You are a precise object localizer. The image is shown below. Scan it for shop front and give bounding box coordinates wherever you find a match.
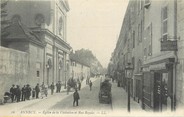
[142,58,175,112]
[134,74,142,103]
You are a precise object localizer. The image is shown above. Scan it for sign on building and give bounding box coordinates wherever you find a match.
[161,40,177,51]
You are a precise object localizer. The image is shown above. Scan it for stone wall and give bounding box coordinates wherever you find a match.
[0,47,29,101]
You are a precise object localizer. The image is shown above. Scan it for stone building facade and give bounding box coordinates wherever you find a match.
[176,0,184,109]
[69,54,90,81]
[109,0,183,112]
[1,0,72,88]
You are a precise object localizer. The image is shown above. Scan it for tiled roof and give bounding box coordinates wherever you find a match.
[2,21,44,46]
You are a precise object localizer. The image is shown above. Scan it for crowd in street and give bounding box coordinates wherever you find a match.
[4,81,63,103]
[3,78,94,105]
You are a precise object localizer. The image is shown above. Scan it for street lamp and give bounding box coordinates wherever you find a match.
[125,62,133,112]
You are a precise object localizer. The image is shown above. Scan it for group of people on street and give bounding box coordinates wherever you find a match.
[5,81,64,103]
[5,78,94,107]
[8,84,33,103]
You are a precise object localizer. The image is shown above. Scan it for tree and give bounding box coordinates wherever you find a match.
[70,48,104,75]
[0,0,9,46]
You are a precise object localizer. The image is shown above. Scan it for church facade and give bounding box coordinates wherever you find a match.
[2,0,72,87]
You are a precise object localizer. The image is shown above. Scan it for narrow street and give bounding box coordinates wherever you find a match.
[0,77,143,116]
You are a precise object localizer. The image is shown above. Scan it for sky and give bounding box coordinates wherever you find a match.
[67,0,129,68]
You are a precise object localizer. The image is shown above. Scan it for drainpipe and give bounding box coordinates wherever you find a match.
[173,0,177,111]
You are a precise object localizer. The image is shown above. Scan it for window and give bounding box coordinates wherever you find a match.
[146,23,152,56]
[37,71,40,77]
[140,0,143,10]
[132,57,135,69]
[133,31,135,48]
[138,24,140,45]
[162,6,168,41]
[59,17,63,36]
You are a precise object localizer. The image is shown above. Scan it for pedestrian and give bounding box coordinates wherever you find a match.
[89,80,92,91]
[56,82,59,93]
[50,82,55,95]
[25,84,31,100]
[10,84,16,102]
[35,83,40,99]
[78,81,81,91]
[44,86,48,97]
[67,85,70,95]
[16,85,21,102]
[32,88,36,99]
[41,83,45,98]
[21,85,26,101]
[73,89,80,106]
[58,81,62,93]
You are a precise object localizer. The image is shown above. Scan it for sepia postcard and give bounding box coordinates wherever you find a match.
[0,0,184,117]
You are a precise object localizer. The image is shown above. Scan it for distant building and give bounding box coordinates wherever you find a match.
[69,53,90,81]
[1,0,72,87]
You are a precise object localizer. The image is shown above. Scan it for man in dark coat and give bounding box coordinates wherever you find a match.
[35,83,40,99]
[73,89,80,106]
[10,84,16,102]
[26,84,31,100]
[50,82,55,95]
[16,85,21,102]
[56,82,59,93]
[21,85,26,101]
[58,81,62,93]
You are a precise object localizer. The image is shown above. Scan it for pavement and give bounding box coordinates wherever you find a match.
[111,81,144,114]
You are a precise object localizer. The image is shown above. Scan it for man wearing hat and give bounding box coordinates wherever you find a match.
[73,89,80,106]
[10,84,16,102]
[25,84,31,100]
[35,83,40,99]
[16,85,21,102]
